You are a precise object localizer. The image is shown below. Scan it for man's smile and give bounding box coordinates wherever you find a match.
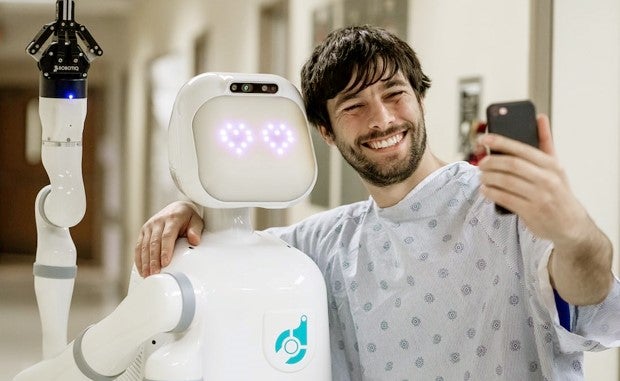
[362,131,407,151]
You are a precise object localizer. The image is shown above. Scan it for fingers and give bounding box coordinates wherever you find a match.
[477,114,568,219]
[157,213,204,269]
[536,114,555,156]
[148,222,164,275]
[135,226,153,277]
[135,221,161,277]
[134,201,204,277]
[134,232,144,276]
[479,153,552,209]
[479,113,556,164]
[186,214,204,247]
[478,133,550,168]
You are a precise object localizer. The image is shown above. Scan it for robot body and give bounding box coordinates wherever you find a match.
[141,229,331,380]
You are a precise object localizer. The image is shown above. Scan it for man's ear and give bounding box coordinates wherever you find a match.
[318,125,335,145]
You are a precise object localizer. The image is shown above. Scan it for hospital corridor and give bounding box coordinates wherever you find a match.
[0,0,618,380]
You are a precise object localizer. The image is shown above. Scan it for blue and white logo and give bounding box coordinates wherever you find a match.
[264,311,314,372]
[274,315,308,364]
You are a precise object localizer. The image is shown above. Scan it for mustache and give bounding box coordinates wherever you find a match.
[355,122,415,146]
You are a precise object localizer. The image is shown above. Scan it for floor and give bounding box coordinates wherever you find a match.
[0,263,123,380]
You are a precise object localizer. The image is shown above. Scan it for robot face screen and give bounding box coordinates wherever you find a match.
[192,95,316,203]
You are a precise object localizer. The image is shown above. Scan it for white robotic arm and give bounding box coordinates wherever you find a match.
[39,97,87,228]
[14,272,197,381]
[25,0,103,359]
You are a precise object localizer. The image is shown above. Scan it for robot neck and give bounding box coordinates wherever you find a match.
[204,208,253,235]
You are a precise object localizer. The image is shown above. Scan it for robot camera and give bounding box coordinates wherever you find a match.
[230,82,279,94]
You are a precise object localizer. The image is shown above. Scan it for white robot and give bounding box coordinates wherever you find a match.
[17,70,332,380]
[16,2,331,379]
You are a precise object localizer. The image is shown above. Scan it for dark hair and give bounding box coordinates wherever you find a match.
[301,25,431,135]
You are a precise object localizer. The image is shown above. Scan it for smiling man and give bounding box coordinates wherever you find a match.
[136,25,619,380]
[318,70,438,206]
[325,73,430,182]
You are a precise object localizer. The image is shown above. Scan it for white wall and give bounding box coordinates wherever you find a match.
[287,0,330,86]
[410,0,531,162]
[552,1,620,379]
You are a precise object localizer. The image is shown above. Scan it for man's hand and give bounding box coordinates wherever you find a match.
[478,115,613,305]
[135,201,204,277]
[477,115,583,241]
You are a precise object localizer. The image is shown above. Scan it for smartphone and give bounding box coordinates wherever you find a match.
[485,100,539,214]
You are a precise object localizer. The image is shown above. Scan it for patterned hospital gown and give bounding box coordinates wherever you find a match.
[269,161,620,380]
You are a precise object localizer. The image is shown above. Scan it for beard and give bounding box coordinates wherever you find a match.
[333,117,427,187]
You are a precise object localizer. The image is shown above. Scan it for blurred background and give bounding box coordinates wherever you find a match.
[0,0,618,379]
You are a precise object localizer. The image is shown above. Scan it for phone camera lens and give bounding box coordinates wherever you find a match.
[230,84,238,92]
[241,83,253,93]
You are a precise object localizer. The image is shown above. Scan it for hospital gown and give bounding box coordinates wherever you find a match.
[269,161,620,380]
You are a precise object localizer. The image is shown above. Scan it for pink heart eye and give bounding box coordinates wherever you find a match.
[262,123,295,156]
[219,123,254,156]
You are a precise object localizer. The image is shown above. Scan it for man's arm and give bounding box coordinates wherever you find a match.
[135,201,204,277]
[548,216,613,305]
[478,115,613,305]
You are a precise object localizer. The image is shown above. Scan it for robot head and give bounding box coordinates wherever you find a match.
[168,73,317,208]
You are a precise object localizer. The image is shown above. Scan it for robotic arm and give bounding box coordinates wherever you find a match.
[13,272,199,381]
[26,0,102,359]
[28,0,102,226]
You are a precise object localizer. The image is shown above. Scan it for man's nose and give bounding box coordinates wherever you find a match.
[368,100,396,130]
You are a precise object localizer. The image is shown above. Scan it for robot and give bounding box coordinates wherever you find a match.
[15,3,331,378]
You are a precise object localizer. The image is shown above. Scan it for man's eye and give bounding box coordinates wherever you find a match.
[343,104,362,112]
[386,91,405,99]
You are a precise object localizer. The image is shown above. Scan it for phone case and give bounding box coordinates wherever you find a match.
[486,100,538,149]
[485,100,538,214]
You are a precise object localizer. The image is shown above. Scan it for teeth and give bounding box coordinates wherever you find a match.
[368,133,403,149]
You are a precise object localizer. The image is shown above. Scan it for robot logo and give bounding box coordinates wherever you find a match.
[274,315,308,365]
[53,64,80,72]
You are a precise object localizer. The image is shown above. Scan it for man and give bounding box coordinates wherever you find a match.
[136,26,618,380]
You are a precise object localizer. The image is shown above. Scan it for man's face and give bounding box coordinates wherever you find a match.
[323,71,427,187]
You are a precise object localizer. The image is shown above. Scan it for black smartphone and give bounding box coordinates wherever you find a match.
[485,100,539,214]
